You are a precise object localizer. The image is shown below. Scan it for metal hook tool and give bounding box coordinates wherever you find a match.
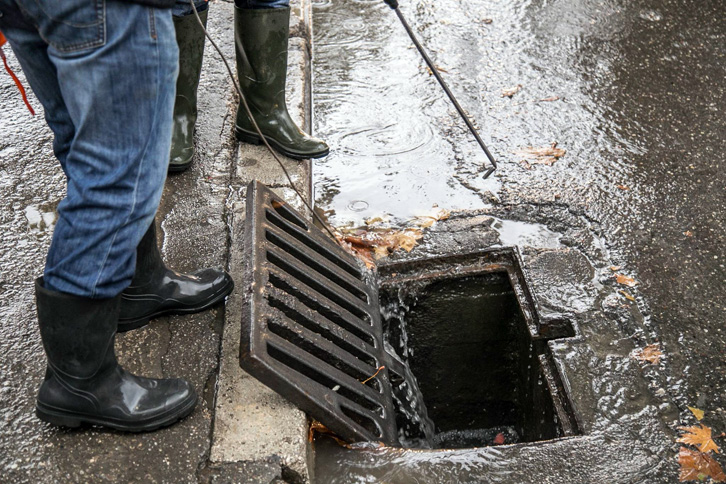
[384,0,497,178]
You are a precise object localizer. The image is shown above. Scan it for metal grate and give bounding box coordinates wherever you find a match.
[240,181,399,444]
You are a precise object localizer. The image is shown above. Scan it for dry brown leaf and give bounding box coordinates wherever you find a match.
[337,228,424,267]
[425,65,449,76]
[688,407,705,421]
[516,142,566,167]
[619,290,636,302]
[610,265,622,271]
[416,218,436,229]
[616,184,630,191]
[308,420,352,448]
[615,274,638,287]
[684,231,694,237]
[502,84,523,98]
[678,424,721,454]
[678,447,725,482]
[413,209,451,228]
[632,344,664,364]
[382,229,423,253]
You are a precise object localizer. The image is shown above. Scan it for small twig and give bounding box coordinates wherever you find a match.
[361,366,385,385]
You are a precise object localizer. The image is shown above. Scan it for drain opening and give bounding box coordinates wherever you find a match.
[379,257,580,449]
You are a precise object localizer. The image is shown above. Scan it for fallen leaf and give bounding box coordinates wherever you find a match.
[308,420,351,448]
[632,344,664,364]
[615,274,638,287]
[610,265,622,271]
[426,65,449,76]
[678,424,721,454]
[538,96,560,102]
[515,142,566,167]
[493,433,505,445]
[382,229,423,253]
[617,185,630,191]
[413,208,451,228]
[502,84,523,98]
[365,216,390,226]
[678,447,725,482]
[415,218,436,228]
[684,231,693,237]
[336,228,424,267]
[619,290,636,302]
[688,407,705,421]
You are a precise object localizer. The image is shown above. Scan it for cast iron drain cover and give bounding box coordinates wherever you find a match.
[240,181,399,444]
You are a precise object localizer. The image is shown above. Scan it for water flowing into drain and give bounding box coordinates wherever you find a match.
[381,289,436,448]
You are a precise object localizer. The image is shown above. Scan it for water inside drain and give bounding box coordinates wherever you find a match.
[379,251,580,449]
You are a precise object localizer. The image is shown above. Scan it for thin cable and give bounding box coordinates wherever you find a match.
[386,2,497,179]
[190,0,339,241]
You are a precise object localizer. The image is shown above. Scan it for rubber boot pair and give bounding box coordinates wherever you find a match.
[35,221,234,431]
[168,6,328,172]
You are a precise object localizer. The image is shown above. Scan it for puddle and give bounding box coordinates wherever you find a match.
[491,218,563,248]
[23,203,57,232]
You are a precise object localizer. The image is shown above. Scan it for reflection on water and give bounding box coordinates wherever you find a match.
[312,0,500,226]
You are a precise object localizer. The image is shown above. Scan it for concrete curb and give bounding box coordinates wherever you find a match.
[208,0,315,482]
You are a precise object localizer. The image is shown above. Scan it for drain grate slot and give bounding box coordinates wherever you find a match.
[267,249,371,321]
[267,292,378,367]
[265,208,362,279]
[241,181,399,444]
[265,341,383,414]
[266,317,382,392]
[267,271,375,343]
[265,227,369,302]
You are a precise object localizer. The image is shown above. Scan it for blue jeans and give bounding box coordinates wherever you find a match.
[0,0,178,298]
[173,0,289,17]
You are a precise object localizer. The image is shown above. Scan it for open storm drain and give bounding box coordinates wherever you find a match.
[240,181,581,448]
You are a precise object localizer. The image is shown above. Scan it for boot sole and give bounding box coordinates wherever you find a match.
[235,127,330,160]
[36,391,197,433]
[168,160,193,173]
[117,279,234,333]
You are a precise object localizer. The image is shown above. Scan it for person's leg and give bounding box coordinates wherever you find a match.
[39,1,177,299]
[0,0,197,431]
[168,0,208,172]
[233,0,329,159]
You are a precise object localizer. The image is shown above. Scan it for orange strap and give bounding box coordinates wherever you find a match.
[0,30,36,116]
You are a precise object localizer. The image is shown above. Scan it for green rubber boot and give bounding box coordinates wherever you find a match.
[234,6,329,160]
[169,10,208,173]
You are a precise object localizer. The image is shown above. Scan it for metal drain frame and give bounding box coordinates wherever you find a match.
[240,181,400,445]
[376,247,583,438]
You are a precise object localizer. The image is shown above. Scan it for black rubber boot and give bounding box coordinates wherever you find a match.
[234,6,329,160]
[169,9,208,173]
[118,220,234,332]
[34,278,197,432]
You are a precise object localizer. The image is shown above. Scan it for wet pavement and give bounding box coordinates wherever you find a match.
[0,0,723,482]
[0,1,311,482]
[311,0,724,481]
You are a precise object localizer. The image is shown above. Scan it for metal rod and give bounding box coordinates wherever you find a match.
[385,1,497,178]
